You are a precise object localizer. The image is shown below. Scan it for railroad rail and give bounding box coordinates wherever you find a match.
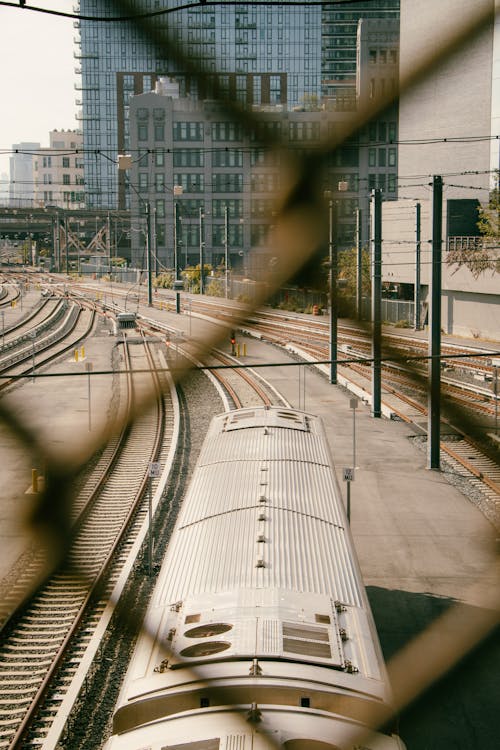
[0,334,174,749]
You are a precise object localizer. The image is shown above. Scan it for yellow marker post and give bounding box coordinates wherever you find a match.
[80,346,85,359]
[243,343,247,357]
[74,349,79,362]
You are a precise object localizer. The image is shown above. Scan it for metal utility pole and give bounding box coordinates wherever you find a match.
[224,204,229,299]
[174,201,181,314]
[415,202,421,330]
[64,214,69,274]
[106,211,111,274]
[145,201,153,306]
[355,207,362,320]
[371,189,382,418]
[328,197,338,384]
[199,207,205,295]
[428,176,443,470]
[151,206,157,278]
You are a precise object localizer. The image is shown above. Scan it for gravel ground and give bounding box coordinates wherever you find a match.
[56,362,224,749]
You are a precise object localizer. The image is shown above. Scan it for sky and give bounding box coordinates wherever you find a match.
[0,1,77,178]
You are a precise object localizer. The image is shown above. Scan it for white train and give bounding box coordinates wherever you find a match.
[105,406,405,750]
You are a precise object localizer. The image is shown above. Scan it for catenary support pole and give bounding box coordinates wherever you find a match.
[415,202,421,330]
[174,201,181,314]
[199,207,205,295]
[356,207,362,320]
[428,176,443,469]
[146,202,153,307]
[371,189,382,418]
[329,198,338,384]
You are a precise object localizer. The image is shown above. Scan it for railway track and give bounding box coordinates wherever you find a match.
[0,334,177,749]
[0,301,95,393]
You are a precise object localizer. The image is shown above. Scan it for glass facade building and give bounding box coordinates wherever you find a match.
[78,1,323,208]
[78,1,399,209]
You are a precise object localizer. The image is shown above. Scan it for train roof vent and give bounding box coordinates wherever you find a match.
[282,622,331,660]
[161,740,220,750]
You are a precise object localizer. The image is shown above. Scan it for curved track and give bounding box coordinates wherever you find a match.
[0,335,174,749]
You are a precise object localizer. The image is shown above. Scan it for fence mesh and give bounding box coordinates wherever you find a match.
[1,2,499,749]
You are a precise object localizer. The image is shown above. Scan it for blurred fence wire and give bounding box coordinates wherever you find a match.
[0,1,499,749]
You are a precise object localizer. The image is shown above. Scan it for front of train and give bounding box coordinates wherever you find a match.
[105,407,406,750]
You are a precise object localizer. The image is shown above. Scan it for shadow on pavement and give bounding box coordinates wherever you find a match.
[367,586,500,750]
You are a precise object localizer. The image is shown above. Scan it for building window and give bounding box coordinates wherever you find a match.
[369,49,377,64]
[63,174,71,185]
[388,174,396,192]
[388,148,397,167]
[173,149,204,167]
[378,148,386,167]
[250,172,280,192]
[173,122,204,141]
[212,199,242,218]
[155,173,164,192]
[212,149,243,168]
[157,222,165,246]
[212,173,243,192]
[212,122,244,141]
[155,151,165,167]
[155,199,165,218]
[62,157,70,168]
[138,124,148,141]
[154,124,165,141]
[138,172,148,190]
[368,148,376,167]
[288,122,320,142]
[174,173,204,192]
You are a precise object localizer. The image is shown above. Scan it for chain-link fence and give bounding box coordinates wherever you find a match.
[1,2,499,749]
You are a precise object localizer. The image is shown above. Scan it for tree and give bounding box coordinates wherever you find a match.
[337,246,371,297]
[447,173,500,278]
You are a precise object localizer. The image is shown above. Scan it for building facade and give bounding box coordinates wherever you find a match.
[381,0,500,341]
[78,0,323,209]
[33,130,85,209]
[77,0,399,209]
[9,143,40,208]
[322,0,399,102]
[128,79,399,272]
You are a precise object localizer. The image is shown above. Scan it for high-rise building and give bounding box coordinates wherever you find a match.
[77,1,399,209]
[9,143,40,207]
[321,0,399,102]
[78,1,322,209]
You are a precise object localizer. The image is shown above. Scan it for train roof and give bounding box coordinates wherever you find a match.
[155,406,363,609]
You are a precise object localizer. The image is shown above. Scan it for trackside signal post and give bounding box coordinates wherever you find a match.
[148,461,161,576]
[343,467,354,523]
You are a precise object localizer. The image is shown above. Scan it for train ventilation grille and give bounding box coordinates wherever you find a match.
[282,622,331,659]
[161,739,220,750]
